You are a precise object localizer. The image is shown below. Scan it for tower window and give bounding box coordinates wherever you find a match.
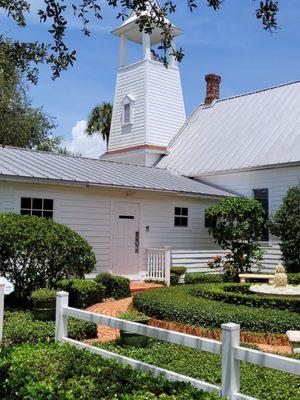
[123,103,131,125]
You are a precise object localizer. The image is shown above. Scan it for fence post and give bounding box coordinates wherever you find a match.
[55,291,69,342]
[221,322,240,399]
[0,284,4,343]
[164,246,172,286]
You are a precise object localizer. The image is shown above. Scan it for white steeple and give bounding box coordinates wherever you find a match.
[101,1,186,166]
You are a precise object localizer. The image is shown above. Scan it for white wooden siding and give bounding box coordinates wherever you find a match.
[0,181,217,274]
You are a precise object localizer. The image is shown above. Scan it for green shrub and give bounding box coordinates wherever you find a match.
[288,273,300,285]
[185,273,224,285]
[0,213,96,302]
[205,198,265,280]
[30,288,56,304]
[56,278,105,309]
[119,310,149,322]
[3,311,97,344]
[133,285,300,334]
[191,283,300,313]
[170,266,187,286]
[98,339,300,400]
[0,343,221,400]
[269,185,300,273]
[95,273,131,299]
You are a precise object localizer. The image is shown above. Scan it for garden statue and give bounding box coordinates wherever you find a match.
[273,264,288,287]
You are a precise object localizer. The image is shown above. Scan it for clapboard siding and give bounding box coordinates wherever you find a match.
[200,165,300,214]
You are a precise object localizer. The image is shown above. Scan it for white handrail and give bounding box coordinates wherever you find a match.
[146,246,171,285]
[55,292,300,400]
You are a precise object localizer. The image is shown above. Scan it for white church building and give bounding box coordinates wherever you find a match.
[0,4,299,279]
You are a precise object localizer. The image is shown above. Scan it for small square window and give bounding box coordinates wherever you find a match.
[33,198,43,210]
[20,197,54,219]
[174,207,188,227]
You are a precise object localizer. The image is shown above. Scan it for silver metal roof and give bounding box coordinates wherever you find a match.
[0,147,232,197]
[158,80,300,176]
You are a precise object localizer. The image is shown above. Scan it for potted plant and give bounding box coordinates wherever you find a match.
[30,288,56,321]
[118,310,150,347]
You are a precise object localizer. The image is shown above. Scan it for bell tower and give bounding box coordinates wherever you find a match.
[101,1,186,166]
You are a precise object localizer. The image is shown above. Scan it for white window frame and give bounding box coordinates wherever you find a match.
[122,95,134,127]
[174,206,189,228]
[20,196,54,219]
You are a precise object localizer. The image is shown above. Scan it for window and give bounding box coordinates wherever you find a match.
[174,207,188,227]
[253,188,269,241]
[20,197,54,219]
[123,103,131,125]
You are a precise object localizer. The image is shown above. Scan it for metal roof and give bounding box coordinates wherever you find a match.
[0,147,232,197]
[158,80,300,176]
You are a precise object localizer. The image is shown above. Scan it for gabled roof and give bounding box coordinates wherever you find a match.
[0,147,233,197]
[158,80,300,176]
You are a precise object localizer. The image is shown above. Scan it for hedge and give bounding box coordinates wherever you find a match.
[288,273,300,285]
[95,273,131,299]
[185,273,224,285]
[30,288,56,303]
[98,339,300,400]
[0,343,222,400]
[56,278,105,309]
[190,283,300,313]
[0,213,96,302]
[170,266,187,286]
[133,285,300,334]
[3,311,97,344]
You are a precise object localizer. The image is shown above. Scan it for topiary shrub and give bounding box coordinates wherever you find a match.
[56,278,105,309]
[269,185,300,273]
[0,213,96,302]
[170,266,187,286]
[205,198,265,280]
[95,273,131,299]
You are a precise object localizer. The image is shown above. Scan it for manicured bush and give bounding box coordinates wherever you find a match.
[133,285,300,334]
[288,273,300,285]
[185,273,224,285]
[0,213,96,302]
[191,283,300,313]
[3,311,97,344]
[170,266,187,286]
[269,185,300,273]
[205,198,265,280]
[98,339,300,400]
[95,272,131,299]
[0,343,222,400]
[56,278,105,309]
[30,288,56,304]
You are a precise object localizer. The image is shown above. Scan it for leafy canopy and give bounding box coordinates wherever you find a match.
[205,197,265,275]
[269,185,300,273]
[0,1,280,83]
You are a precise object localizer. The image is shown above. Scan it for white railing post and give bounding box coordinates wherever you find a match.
[55,291,69,342]
[164,246,172,286]
[0,284,4,343]
[221,323,240,399]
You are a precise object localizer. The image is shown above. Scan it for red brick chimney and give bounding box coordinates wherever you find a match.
[205,73,221,105]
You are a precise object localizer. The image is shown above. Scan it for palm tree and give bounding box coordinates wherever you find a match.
[85,102,113,149]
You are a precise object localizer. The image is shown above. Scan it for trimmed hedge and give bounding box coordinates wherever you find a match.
[170,266,187,286]
[56,278,105,309]
[3,311,97,344]
[185,273,224,285]
[133,285,300,334]
[30,288,56,303]
[98,339,300,400]
[191,283,300,313]
[288,273,300,285]
[95,273,131,299]
[0,343,222,400]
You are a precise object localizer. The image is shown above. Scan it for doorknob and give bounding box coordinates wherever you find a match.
[135,231,139,253]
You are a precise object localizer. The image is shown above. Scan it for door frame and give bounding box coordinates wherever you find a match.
[111,199,142,277]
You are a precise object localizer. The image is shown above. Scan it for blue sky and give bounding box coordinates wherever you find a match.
[2,1,300,157]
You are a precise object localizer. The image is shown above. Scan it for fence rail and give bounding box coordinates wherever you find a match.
[55,292,300,400]
[146,246,171,285]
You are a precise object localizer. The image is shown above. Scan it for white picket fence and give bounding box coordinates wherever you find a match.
[146,247,171,285]
[55,291,300,400]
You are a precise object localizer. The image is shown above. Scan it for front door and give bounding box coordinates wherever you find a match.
[112,202,140,276]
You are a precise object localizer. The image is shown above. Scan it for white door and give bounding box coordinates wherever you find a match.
[112,202,140,276]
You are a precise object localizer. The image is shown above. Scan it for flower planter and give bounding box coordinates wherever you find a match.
[119,316,150,347]
[32,299,56,321]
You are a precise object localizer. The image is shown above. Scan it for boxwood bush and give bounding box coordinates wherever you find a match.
[288,273,300,285]
[133,285,300,334]
[0,213,96,302]
[185,273,224,285]
[191,283,300,313]
[3,311,97,344]
[0,343,222,400]
[170,266,187,286]
[95,273,131,299]
[30,288,56,304]
[56,278,105,309]
[98,339,300,400]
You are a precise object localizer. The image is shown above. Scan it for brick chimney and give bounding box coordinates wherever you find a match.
[205,73,221,105]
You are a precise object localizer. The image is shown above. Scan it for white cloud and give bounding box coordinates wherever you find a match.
[63,120,107,158]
